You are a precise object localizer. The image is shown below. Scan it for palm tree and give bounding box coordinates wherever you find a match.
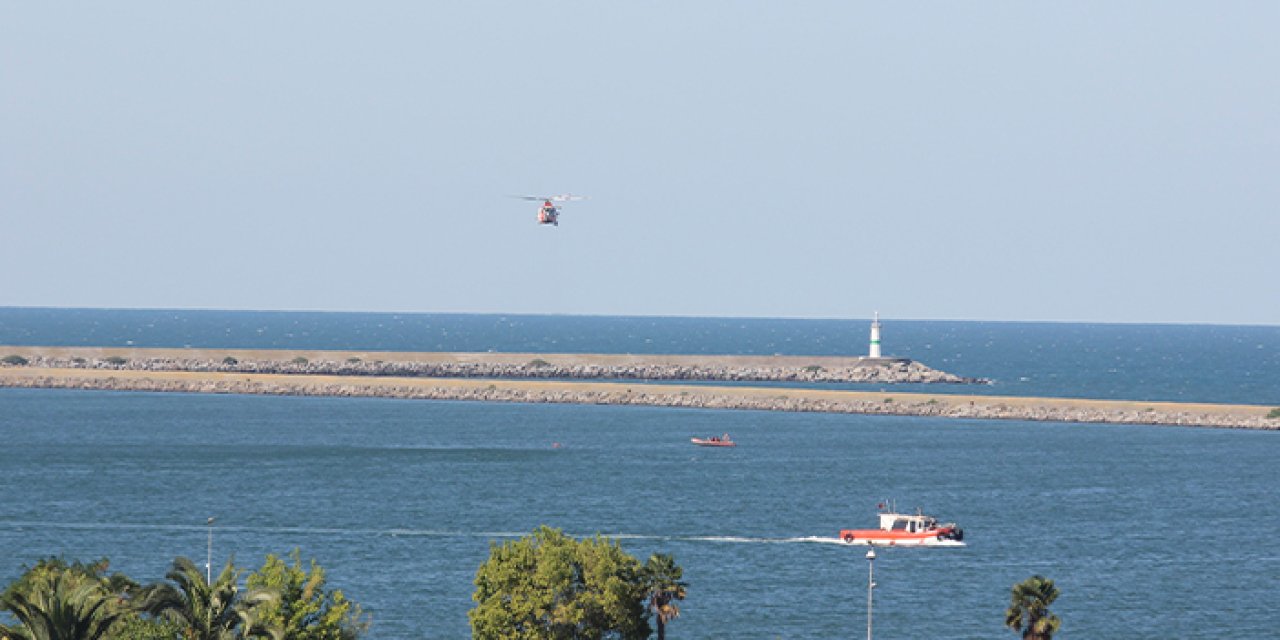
[1004,575,1061,640]
[640,554,687,640]
[0,571,123,640]
[135,557,280,640]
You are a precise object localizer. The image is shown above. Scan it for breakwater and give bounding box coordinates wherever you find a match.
[0,346,985,384]
[1,367,1275,430]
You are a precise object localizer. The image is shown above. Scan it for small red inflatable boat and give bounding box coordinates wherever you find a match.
[691,434,736,447]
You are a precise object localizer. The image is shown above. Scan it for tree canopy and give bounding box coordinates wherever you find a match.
[469,526,661,640]
[0,569,122,640]
[1,554,367,640]
[1005,575,1061,640]
[0,557,138,640]
[244,550,368,640]
[134,557,280,640]
[639,554,686,640]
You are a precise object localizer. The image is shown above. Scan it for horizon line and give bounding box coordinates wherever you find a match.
[0,305,1276,329]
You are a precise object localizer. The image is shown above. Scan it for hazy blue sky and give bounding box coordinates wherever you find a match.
[3,2,1277,324]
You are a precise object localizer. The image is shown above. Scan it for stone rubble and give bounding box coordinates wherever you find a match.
[12,355,987,384]
[1,372,1275,431]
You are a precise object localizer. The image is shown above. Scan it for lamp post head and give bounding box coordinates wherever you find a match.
[866,549,876,560]
[207,517,215,525]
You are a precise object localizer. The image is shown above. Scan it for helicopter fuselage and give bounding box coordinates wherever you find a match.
[537,201,559,226]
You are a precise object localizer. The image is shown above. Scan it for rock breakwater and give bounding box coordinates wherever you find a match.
[1,368,1275,430]
[5,351,985,384]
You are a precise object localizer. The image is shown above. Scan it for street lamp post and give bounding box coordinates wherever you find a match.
[206,517,216,584]
[866,548,877,640]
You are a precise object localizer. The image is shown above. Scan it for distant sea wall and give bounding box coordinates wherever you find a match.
[0,347,986,384]
[0,367,1276,431]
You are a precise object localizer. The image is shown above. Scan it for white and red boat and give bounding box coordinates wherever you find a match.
[839,506,964,547]
[691,434,736,447]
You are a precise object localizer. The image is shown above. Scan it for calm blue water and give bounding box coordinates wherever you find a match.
[1,309,1278,638]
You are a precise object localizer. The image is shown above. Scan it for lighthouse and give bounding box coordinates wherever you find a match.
[868,312,882,358]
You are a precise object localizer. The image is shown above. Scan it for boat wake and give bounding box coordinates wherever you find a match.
[0,521,958,547]
[682,535,849,545]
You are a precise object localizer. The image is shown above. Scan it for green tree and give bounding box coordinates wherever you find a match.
[469,526,653,640]
[1004,575,1061,640]
[0,557,150,640]
[244,550,367,639]
[639,555,686,640]
[2,558,129,604]
[135,557,280,640]
[108,616,185,640]
[0,569,123,640]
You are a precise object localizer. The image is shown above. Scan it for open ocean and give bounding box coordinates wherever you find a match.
[1,308,1278,638]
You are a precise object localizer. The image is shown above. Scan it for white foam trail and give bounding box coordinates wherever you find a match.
[0,521,956,547]
[684,535,761,543]
[681,535,846,545]
[786,536,852,545]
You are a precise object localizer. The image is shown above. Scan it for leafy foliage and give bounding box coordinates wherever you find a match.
[135,557,280,640]
[1267,407,1280,419]
[1005,575,1061,640]
[469,526,654,640]
[2,558,131,603]
[640,554,687,640]
[222,357,239,366]
[1,355,28,366]
[0,561,126,640]
[0,557,149,639]
[102,357,128,366]
[108,616,186,640]
[244,550,368,640]
[1,555,367,640]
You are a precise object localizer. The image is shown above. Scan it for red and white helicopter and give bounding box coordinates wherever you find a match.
[515,193,587,226]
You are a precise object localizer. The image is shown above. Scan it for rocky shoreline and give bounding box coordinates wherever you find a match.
[3,352,985,385]
[1,368,1275,430]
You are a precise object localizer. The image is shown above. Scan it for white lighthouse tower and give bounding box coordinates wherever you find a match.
[868,312,882,358]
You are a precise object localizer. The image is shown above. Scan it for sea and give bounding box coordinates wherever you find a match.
[1,308,1277,638]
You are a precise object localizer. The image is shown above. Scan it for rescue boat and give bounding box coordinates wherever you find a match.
[691,435,736,447]
[839,507,964,547]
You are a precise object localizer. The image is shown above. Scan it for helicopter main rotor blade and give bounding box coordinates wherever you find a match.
[508,194,589,202]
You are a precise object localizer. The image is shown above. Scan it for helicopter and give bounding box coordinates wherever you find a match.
[514,194,587,226]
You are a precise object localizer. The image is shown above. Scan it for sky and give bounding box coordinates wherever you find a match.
[2,2,1277,325]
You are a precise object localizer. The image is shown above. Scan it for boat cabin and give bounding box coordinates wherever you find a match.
[878,513,940,533]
